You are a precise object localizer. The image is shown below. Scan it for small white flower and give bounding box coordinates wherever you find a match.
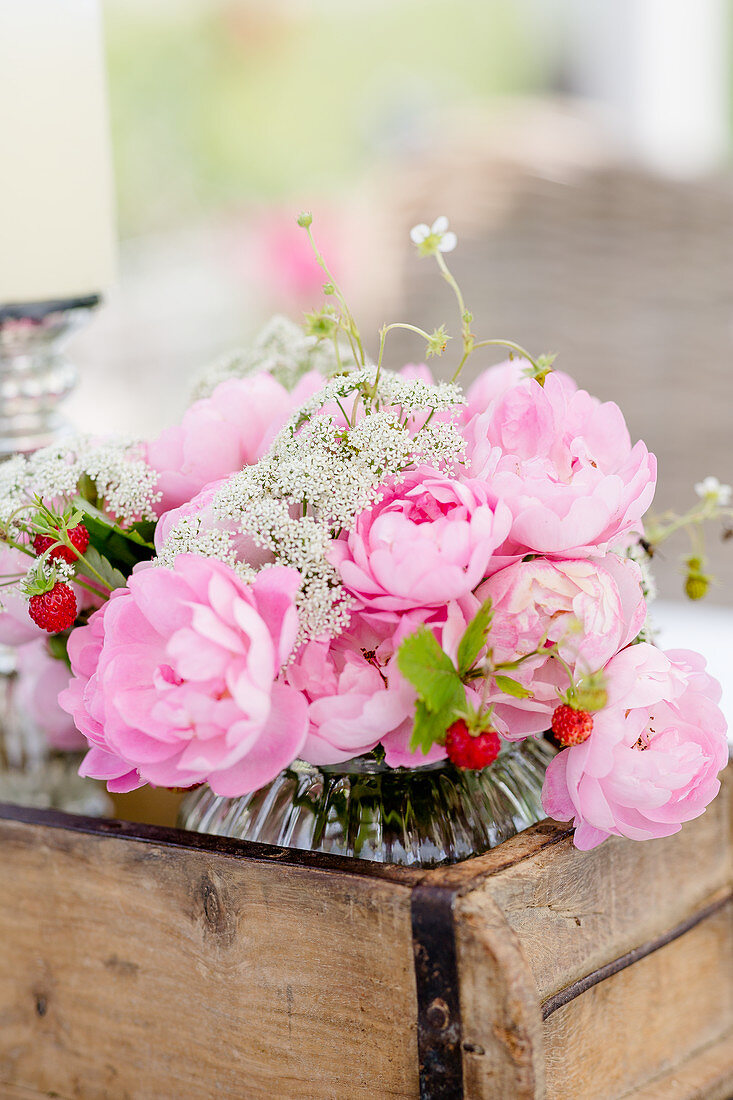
[410,216,457,255]
[694,476,732,505]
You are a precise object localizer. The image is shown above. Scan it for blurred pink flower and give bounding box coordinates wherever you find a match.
[329,467,512,614]
[0,544,104,646]
[15,639,84,751]
[0,545,41,646]
[465,371,657,556]
[542,644,729,849]
[146,371,324,513]
[60,556,307,796]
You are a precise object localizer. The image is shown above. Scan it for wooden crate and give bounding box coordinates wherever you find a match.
[0,765,730,1100]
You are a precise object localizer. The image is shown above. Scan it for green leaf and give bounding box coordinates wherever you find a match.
[397,626,465,713]
[73,497,155,570]
[409,700,457,755]
[46,632,71,669]
[494,675,534,700]
[457,598,493,676]
[75,546,127,591]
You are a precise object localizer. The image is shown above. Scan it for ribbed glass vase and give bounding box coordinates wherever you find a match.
[178,736,556,867]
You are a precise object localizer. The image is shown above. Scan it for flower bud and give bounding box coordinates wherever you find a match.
[684,555,711,600]
[296,212,313,228]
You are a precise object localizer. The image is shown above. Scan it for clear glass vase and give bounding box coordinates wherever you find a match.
[178,736,556,867]
[0,645,111,816]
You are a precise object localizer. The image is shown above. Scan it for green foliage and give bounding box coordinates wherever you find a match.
[73,498,156,572]
[456,598,492,676]
[410,700,457,756]
[493,674,533,699]
[75,547,127,592]
[397,626,465,713]
[397,626,467,754]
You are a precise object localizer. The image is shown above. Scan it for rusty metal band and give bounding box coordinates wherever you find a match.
[411,882,464,1098]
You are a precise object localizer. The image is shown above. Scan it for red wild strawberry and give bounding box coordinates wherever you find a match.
[33,523,89,565]
[28,581,78,633]
[445,719,501,770]
[551,704,593,747]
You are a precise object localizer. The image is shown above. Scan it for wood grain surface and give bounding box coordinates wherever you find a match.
[0,815,419,1099]
[0,763,730,1099]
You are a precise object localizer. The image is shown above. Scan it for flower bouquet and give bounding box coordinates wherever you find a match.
[0,215,729,865]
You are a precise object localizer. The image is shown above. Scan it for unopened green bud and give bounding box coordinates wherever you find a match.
[684,556,711,601]
[296,212,313,228]
[323,282,335,295]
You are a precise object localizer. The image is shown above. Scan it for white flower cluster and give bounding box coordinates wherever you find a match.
[160,367,466,641]
[189,315,352,401]
[0,436,160,537]
[0,436,160,536]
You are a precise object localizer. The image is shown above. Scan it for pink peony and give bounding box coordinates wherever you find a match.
[542,644,729,849]
[154,478,274,570]
[465,371,657,556]
[146,371,324,513]
[60,556,308,796]
[287,599,485,770]
[286,612,415,765]
[329,468,512,614]
[15,640,85,751]
[476,554,647,738]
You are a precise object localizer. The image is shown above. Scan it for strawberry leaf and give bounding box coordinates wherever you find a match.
[397,626,465,713]
[457,598,493,676]
[408,700,457,754]
[494,674,534,699]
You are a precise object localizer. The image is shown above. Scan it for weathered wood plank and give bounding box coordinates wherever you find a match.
[454,890,545,1100]
[543,903,733,1100]
[479,768,732,1001]
[0,816,420,1100]
[629,1030,733,1100]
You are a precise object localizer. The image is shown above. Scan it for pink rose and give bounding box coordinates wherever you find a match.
[465,372,657,556]
[60,556,308,796]
[330,468,512,614]
[14,640,84,751]
[476,554,647,738]
[146,371,324,513]
[542,644,729,849]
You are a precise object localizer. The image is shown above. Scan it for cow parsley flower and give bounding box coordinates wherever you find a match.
[694,476,732,506]
[0,436,160,533]
[410,216,457,256]
[189,315,352,401]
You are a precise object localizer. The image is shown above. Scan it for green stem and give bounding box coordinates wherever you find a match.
[305,225,365,367]
[470,339,541,370]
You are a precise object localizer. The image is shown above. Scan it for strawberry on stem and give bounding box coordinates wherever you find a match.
[445,719,501,770]
[28,581,77,633]
[33,522,89,565]
[551,704,593,747]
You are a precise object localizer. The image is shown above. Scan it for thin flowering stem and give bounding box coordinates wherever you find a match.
[374,322,434,396]
[54,532,115,593]
[470,339,541,370]
[302,223,365,368]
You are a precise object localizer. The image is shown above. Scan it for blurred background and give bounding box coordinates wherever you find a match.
[70,0,733,613]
